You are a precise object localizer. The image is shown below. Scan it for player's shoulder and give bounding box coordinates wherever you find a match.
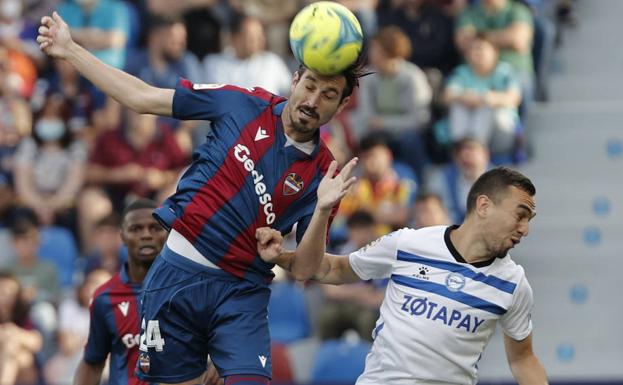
[390,226,450,261]
[91,273,122,303]
[315,139,337,170]
[490,254,528,283]
[398,225,447,242]
[179,79,279,102]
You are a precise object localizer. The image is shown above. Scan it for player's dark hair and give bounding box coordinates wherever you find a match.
[121,198,158,223]
[296,51,369,102]
[466,167,536,214]
[346,210,375,228]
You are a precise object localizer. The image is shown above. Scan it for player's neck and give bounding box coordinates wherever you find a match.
[127,259,151,284]
[449,222,493,265]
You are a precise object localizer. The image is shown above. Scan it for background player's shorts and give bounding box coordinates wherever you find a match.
[136,245,272,383]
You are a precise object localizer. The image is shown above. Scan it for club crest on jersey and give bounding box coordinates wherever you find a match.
[283,173,304,196]
[445,272,466,292]
[138,352,150,373]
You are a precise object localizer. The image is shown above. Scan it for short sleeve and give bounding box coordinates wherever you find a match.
[445,65,468,94]
[83,295,112,364]
[499,273,534,341]
[14,138,37,166]
[509,3,534,25]
[172,79,259,121]
[349,230,401,281]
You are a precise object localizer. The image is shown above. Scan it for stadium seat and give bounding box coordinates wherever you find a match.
[268,281,310,344]
[310,335,371,383]
[38,226,79,288]
[271,343,294,384]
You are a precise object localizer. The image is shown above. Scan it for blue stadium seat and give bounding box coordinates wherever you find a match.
[268,281,310,344]
[38,226,79,288]
[310,337,371,383]
[124,1,142,48]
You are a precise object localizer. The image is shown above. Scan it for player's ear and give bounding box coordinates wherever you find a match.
[336,95,351,114]
[475,194,491,218]
[119,228,127,244]
[291,70,301,93]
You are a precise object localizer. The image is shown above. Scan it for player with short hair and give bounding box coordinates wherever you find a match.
[38,11,361,385]
[257,167,549,385]
[73,198,167,385]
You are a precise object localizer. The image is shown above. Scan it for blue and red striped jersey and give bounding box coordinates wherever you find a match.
[85,263,154,385]
[153,80,338,284]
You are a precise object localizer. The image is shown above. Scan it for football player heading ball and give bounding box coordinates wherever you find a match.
[38,7,365,385]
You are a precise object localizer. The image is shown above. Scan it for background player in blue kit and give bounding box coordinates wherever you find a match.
[73,198,167,385]
[38,11,362,385]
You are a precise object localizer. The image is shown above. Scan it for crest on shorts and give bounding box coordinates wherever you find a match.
[283,173,304,196]
[138,353,150,373]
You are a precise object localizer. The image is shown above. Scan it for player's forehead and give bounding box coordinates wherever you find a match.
[123,208,157,226]
[300,69,346,91]
[502,186,536,214]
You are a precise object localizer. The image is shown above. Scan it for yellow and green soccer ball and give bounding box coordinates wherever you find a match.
[289,1,364,76]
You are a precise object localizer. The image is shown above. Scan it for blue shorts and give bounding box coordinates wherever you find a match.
[135,245,272,383]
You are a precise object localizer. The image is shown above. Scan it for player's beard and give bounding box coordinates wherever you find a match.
[289,106,319,136]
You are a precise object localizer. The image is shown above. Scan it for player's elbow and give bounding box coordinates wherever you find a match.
[290,268,314,282]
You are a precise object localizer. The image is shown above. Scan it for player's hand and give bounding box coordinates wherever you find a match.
[203,362,223,385]
[316,158,358,212]
[37,12,74,59]
[255,227,284,264]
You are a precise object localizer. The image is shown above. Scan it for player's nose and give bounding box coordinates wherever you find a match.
[307,91,321,107]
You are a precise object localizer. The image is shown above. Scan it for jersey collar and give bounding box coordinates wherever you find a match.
[119,262,142,287]
[274,103,321,160]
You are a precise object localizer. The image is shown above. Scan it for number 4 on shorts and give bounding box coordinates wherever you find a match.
[139,318,165,352]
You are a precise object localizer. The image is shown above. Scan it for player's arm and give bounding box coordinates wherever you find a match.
[77,292,112,385]
[272,250,360,285]
[285,158,357,281]
[504,333,549,385]
[37,12,173,116]
[72,359,106,385]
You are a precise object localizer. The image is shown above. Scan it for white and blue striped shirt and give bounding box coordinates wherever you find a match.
[349,225,533,385]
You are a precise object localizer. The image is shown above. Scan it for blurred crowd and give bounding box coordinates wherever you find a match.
[0,0,578,384]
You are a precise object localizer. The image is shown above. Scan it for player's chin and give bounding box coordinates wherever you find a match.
[293,120,317,134]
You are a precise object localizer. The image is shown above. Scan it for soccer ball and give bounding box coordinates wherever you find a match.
[289,1,364,76]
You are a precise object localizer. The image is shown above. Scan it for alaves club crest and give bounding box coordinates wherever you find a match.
[283,173,304,196]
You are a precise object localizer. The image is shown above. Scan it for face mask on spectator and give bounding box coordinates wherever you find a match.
[35,119,66,142]
[0,0,22,20]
